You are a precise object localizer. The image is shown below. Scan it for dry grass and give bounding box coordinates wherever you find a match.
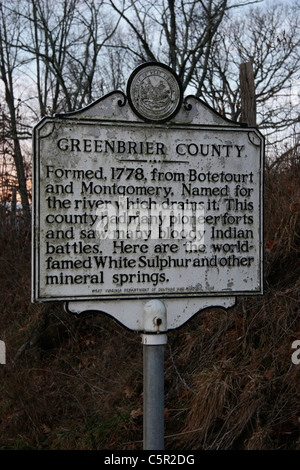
[0,151,299,450]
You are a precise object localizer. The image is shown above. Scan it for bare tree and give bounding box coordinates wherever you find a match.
[108,0,229,92]
[0,3,31,219]
[197,1,300,144]
[28,0,78,115]
[14,0,121,116]
[0,0,124,216]
[108,0,265,92]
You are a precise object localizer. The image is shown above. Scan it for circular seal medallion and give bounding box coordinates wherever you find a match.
[127,63,183,123]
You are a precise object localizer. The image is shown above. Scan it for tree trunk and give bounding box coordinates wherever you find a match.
[0,6,31,221]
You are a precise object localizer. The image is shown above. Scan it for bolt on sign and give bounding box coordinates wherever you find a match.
[32,63,264,330]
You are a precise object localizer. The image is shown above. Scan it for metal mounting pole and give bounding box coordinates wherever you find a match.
[141,300,167,451]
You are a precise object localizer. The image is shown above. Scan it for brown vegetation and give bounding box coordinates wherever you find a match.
[0,150,299,450]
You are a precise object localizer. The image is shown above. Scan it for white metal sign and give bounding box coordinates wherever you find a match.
[32,63,264,329]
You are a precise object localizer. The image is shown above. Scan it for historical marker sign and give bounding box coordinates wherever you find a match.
[32,63,264,326]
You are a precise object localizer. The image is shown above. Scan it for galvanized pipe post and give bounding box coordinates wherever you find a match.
[141,300,167,450]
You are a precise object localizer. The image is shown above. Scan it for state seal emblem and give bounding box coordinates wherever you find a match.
[127,62,183,123]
